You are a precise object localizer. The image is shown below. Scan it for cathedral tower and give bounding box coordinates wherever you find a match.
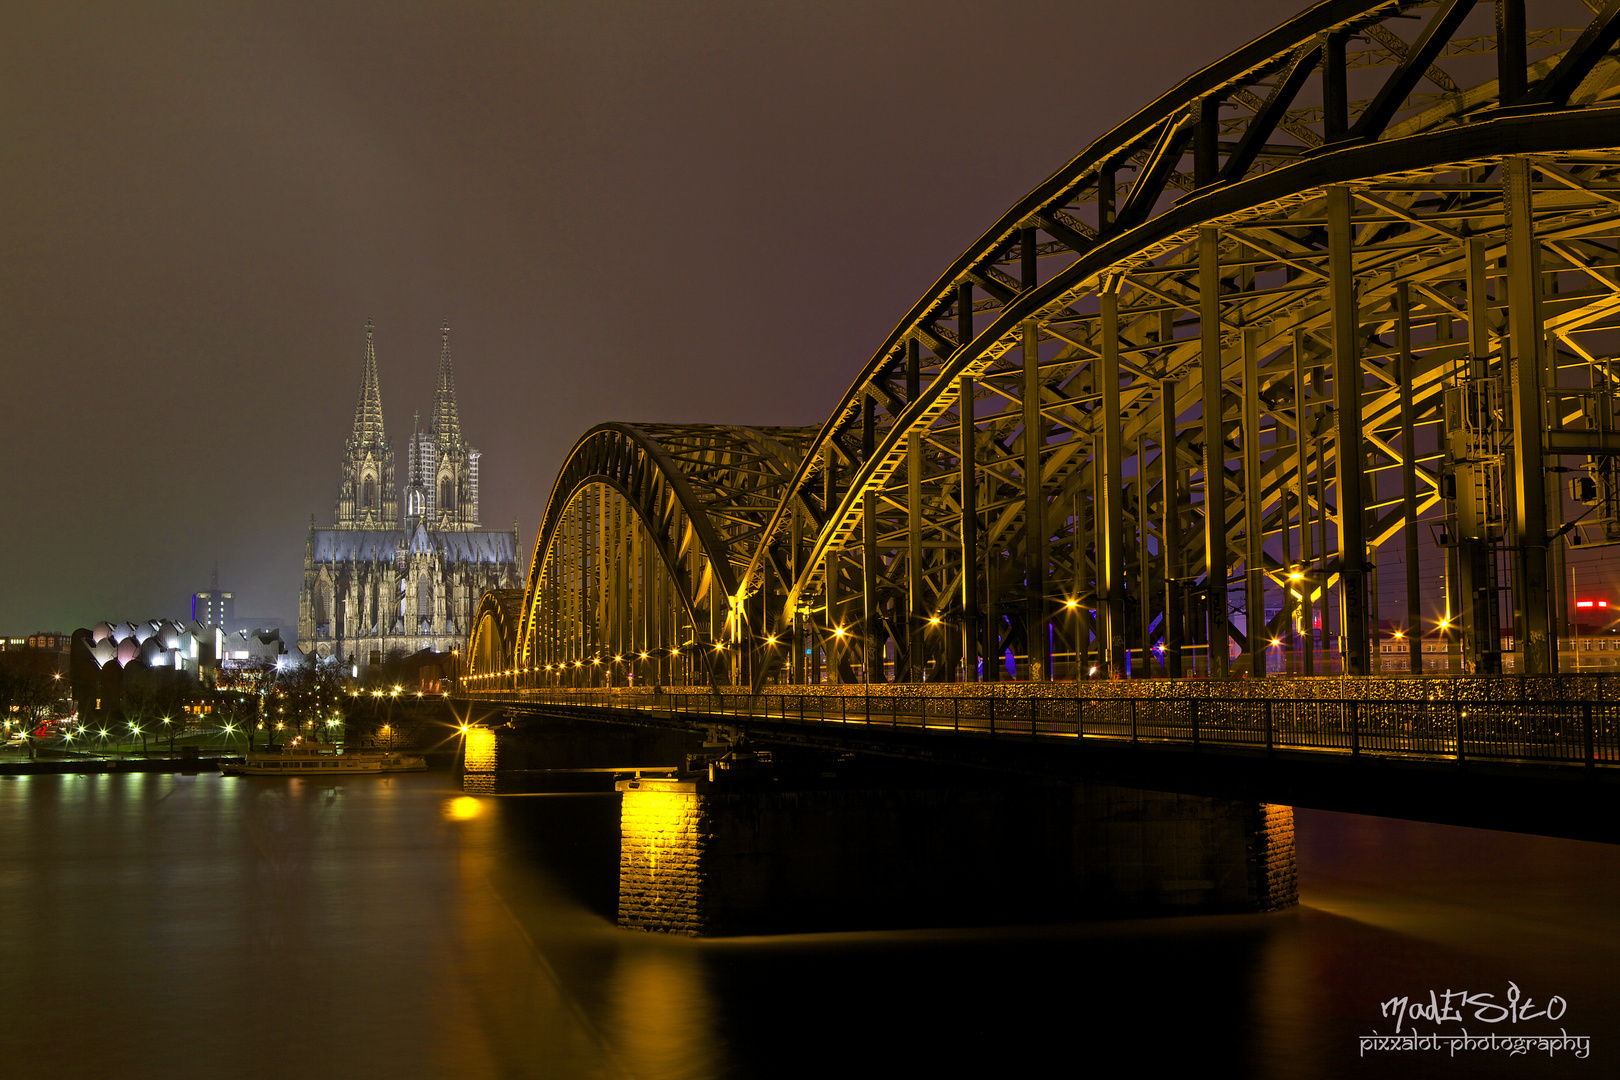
[409,320,481,530]
[334,317,398,529]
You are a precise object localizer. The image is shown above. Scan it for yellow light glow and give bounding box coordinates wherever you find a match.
[833,626,846,638]
[444,796,482,821]
[928,616,941,625]
[1064,599,1079,609]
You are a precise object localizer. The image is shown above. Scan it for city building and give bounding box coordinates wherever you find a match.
[68,618,294,721]
[26,632,71,652]
[298,319,521,675]
[192,564,234,629]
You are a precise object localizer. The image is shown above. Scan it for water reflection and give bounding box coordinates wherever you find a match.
[2,773,1618,1078]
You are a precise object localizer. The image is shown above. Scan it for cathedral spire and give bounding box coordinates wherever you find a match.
[351,316,387,447]
[432,319,461,446]
[335,316,398,530]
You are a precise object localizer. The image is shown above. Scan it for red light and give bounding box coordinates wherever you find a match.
[1578,601,1595,608]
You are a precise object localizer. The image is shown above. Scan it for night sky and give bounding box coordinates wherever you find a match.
[7,0,1577,636]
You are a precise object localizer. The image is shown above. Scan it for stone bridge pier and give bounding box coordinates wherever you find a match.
[465,718,1295,936]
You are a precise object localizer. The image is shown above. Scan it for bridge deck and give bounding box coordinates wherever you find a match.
[457,686,1620,844]
[461,686,1620,771]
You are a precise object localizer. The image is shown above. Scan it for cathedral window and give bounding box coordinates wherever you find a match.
[363,477,376,509]
[418,574,433,625]
[440,477,455,513]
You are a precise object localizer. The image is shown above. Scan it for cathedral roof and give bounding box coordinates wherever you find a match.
[310,528,518,565]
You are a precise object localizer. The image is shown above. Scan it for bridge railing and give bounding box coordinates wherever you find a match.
[458,689,1620,769]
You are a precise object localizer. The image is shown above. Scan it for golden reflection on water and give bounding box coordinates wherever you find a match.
[606,944,718,1080]
[445,795,483,821]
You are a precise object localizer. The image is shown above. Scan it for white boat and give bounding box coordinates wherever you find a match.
[220,743,426,776]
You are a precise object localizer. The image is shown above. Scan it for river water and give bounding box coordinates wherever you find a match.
[1,769,1614,1078]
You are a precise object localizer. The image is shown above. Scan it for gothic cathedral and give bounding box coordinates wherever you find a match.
[298,318,521,673]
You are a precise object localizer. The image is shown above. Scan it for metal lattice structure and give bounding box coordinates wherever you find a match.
[468,0,1620,693]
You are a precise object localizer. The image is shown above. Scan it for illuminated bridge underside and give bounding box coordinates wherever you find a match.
[470,0,1620,693]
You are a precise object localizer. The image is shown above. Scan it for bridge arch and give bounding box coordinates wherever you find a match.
[483,0,1620,692]
[498,423,816,691]
[465,588,524,685]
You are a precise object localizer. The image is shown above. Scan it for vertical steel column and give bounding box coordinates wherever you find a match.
[1505,156,1553,673]
[1497,0,1527,105]
[984,548,1000,682]
[1160,376,1183,677]
[1097,167,1116,236]
[1397,284,1424,673]
[1461,237,1501,671]
[907,339,924,683]
[1198,228,1229,677]
[1023,316,1047,681]
[1098,292,1126,676]
[1242,327,1266,677]
[1328,186,1370,676]
[1297,330,1315,676]
[1193,95,1220,188]
[1138,431,1151,678]
[959,374,979,681]
[1323,29,1349,141]
[791,508,804,685]
[823,451,842,682]
[862,394,881,683]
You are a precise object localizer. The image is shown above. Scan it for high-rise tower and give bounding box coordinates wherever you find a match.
[334,317,398,529]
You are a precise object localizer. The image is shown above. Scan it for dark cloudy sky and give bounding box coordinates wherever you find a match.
[1,0,1310,631]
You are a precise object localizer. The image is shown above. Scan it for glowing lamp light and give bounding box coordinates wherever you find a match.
[1064,599,1079,609]
[928,616,941,626]
[833,626,846,638]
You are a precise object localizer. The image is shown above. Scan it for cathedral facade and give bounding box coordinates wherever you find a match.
[298,319,521,674]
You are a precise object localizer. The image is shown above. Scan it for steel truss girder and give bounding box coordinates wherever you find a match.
[468,0,1620,691]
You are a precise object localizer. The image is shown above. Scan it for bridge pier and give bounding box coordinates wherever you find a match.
[616,760,1295,936]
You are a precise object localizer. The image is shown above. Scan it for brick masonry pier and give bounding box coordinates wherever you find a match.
[616,769,1295,936]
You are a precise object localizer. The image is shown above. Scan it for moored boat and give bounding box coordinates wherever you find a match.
[220,743,426,776]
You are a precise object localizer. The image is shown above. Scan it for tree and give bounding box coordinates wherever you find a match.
[0,649,66,760]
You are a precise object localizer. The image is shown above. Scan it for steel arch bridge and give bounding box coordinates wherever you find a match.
[467,0,1620,695]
